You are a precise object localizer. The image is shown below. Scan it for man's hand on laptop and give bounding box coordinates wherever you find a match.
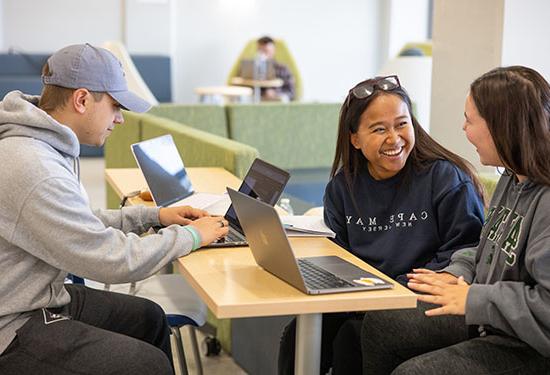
[189,216,229,246]
[159,206,209,226]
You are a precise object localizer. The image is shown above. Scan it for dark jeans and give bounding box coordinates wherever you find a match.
[361,301,550,374]
[278,312,364,375]
[0,284,173,375]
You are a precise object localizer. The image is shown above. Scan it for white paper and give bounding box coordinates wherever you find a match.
[204,195,232,216]
[281,215,335,237]
[168,192,226,211]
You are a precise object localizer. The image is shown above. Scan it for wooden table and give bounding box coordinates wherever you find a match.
[230,76,284,103]
[105,167,417,374]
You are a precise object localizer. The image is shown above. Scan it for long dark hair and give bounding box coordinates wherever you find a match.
[470,66,550,186]
[331,77,485,205]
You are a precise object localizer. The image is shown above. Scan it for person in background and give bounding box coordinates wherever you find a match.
[278,75,485,374]
[0,43,228,374]
[255,35,295,101]
[362,66,550,374]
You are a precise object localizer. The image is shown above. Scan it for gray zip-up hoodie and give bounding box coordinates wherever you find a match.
[0,91,195,354]
[443,172,550,356]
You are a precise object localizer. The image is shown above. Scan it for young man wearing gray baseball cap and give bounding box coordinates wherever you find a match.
[0,43,228,374]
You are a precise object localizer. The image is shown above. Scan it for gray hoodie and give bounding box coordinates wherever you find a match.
[443,172,550,356]
[0,91,195,354]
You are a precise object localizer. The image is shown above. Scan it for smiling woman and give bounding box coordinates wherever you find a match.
[277,75,487,375]
[350,93,415,180]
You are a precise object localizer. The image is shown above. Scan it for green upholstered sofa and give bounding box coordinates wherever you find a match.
[149,104,229,138]
[104,110,259,209]
[225,102,340,169]
[149,102,341,171]
[106,101,342,209]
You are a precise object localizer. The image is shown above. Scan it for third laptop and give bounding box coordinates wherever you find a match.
[206,158,290,248]
[227,188,393,294]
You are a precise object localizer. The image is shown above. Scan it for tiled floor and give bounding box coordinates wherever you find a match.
[79,157,247,375]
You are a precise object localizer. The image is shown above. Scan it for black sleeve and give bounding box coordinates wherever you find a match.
[425,179,484,271]
[323,178,350,251]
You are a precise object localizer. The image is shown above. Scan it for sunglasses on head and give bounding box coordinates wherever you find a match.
[345,75,401,107]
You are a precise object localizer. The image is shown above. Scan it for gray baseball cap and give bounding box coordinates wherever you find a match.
[42,43,151,113]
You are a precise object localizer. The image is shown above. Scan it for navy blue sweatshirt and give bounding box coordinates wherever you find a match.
[324,160,484,284]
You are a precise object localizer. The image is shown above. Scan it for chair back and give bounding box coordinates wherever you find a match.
[226,38,303,101]
[398,41,433,56]
[102,40,159,105]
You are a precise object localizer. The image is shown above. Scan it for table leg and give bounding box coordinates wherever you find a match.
[295,313,322,375]
[253,85,261,103]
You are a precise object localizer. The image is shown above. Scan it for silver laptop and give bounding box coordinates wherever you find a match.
[227,188,394,294]
[206,158,290,248]
[239,58,276,80]
[131,135,222,209]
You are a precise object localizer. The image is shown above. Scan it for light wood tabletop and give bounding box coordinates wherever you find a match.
[194,85,253,104]
[175,238,416,319]
[230,76,284,88]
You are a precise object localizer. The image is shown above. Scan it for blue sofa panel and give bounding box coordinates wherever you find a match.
[132,55,172,103]
[0,52,171,103]
[1,52,172,157]
[0,76,44,96]
[0,53,49,75]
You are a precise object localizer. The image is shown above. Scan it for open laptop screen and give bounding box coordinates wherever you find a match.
[239,59,276,80]
[225,158,289,233]
[131,135,194,207]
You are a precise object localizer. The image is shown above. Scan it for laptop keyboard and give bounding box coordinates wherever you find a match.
[226,231,245,243]
[213,228,247,246]
[297,258,355,290]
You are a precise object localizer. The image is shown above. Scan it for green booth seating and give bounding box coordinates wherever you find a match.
[225,102,340,169]
[149,103,229,138]
[105,111,258,209]
[480,172,499,207]
[148,102,341,171]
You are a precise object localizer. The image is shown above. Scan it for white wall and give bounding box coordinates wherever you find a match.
[430,0,505,172]
[0,0,171,54]
[385,0,430,59]
[501,0,550,81]
[125,0,173,54]
[173,0,383,103]
[430,0,550,172]
[1,0,122,52]
[0,0,424,104]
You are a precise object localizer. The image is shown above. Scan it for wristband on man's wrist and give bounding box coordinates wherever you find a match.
[184,226,202,251]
